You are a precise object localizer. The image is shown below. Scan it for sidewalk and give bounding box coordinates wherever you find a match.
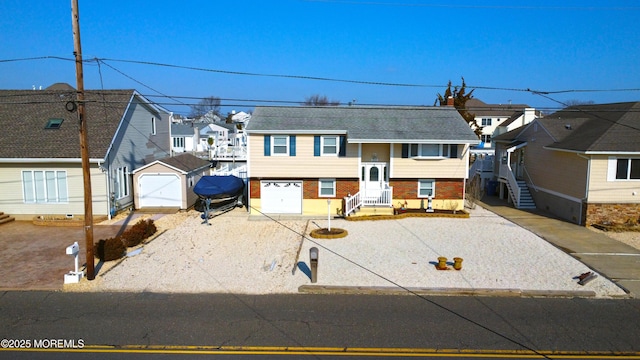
[477,195,640,298]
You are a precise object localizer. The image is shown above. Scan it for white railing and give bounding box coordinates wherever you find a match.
[212,146,247,160]
[212,164,247,180]
[469,157,494,178]
[344,192,362,216]
[499,163,521,207]
[362,187,393,206]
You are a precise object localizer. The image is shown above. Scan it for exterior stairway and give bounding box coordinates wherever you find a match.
[510,180,536,209]
[0,212,16,225]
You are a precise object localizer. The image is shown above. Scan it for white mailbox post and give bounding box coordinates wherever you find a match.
[64,241,84,284]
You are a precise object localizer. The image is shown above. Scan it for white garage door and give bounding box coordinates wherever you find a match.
[139,173,182,208]
[261,181,302,214]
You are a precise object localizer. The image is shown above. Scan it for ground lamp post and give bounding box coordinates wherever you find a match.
[327,199,331,231]
[310,247,319,283]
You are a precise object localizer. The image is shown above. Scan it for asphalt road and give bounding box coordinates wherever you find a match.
[1,292,639,359]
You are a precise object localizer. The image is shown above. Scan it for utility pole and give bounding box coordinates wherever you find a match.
[71,0,95,280]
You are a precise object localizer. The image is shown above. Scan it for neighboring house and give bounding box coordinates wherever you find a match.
[132,153,211,210]
[0,86,171,220]
[466,99,539,149]
[171,123,200,153]
[492,101,640,225]
[245,106,479,216]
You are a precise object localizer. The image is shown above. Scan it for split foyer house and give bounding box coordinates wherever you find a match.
[466,98,538,149]
[245,106,479,216]
[492,101,640,225]
[0,87,171,220]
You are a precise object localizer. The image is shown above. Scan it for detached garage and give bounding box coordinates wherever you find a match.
[133,153,210,210]
[260,180,302,214]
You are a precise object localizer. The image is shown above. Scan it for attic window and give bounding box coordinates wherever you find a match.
[45,118,64,129]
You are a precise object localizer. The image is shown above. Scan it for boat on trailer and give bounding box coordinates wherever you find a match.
[193,175,244,224]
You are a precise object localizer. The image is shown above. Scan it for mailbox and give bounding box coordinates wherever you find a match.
[66,242,79,255]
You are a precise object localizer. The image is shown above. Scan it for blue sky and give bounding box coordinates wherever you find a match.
[1,0,639,115]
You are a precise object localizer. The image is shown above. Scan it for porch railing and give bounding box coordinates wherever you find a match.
[344,186,393,216]
[499,163,521,207]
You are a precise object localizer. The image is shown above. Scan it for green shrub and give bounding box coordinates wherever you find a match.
[94,237,125,262]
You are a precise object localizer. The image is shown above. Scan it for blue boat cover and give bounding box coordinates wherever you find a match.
[193,175,244,198]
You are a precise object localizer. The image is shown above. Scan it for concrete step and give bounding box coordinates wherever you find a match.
[349,206,395,217]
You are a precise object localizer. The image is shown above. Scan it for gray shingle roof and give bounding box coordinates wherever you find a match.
[246,106,479,143]
[171,123,198,136]
[0,89,137,159]
[466,98,532,117]
[155,153,210,173]
[541,102,640,152]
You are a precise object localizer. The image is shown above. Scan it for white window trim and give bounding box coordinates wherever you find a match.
[417,179,436,198]
[613,157,640,181]
[173,137,185,148]
[409,144,452,159]
[115,166,130,199]
[321,136,339,156]
[151,117,157,135]
[22,170,69,204]
[318,179,336,197]
[271,135,289,156]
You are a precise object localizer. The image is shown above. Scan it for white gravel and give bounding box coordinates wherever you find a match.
[67,206,628,298]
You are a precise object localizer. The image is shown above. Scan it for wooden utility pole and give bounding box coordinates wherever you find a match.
[71,0,95,280]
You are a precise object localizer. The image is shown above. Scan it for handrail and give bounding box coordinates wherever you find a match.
[344,192,362,216]
[500,163,521,207]
[522,166,537,192]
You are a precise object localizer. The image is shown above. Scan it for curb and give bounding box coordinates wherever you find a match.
[298,285,598,298]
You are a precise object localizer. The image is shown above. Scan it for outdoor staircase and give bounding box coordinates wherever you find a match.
[508,180,536,209]
[0,212,16,226]
[348,206,395,217]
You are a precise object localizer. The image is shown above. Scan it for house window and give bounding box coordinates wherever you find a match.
[114,167,129,199]
[406,144,456,158]
[22,170,68,203]
[272,135,289,155]
[151,117,156,135]
[481,135,491,144]
[173,137,185,148]
[319,179,336,197]
[45,118,64,129]
[322,136,338,155]
[418,179,435,198]
[481,118,492,126]
[616,158,640,180]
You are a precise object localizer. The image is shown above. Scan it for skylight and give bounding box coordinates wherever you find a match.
[45,118,64,129]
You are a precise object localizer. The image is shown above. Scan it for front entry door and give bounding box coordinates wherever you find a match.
[360,162,387,198]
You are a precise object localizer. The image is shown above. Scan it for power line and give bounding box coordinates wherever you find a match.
[304,0,640,11]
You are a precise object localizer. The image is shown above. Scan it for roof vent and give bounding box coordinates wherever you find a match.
[45,118,64,129]
[564,124,572,130]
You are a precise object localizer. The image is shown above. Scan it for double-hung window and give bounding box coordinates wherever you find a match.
[481,118,492,126]
[173,137,185,148]
[22,170,69,203]
[272,135,289,155]
[322,136,338,155]
[615,158,640,180]
[319,179,336,197]
[418,179,435,197]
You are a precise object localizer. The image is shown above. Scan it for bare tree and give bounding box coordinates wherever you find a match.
[190,96,221,119]
[435,77,481,137]
[303,94,340,106]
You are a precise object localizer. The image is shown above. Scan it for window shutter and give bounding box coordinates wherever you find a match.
[449,144,458,158]
[401,144,409,158]
[264,135,271,156]
[290,136,296,156]
[339,135,346,157]
[314,136,320,156]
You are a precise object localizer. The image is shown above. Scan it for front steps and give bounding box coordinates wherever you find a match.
[0,212,16,225]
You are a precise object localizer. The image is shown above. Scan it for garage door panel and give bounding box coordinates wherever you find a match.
[139,174,182,208]
[261,181,302,214]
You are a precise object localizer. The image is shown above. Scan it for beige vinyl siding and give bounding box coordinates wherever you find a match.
[391,144,468,178]
[519,126,588,199]
[0,163,108,216]
[587,155,640,203]
[361,143,389,162]
[249,135,359,178]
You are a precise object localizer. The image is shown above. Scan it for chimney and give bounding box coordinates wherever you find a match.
[446,96,454,107]
[523,108,536,125]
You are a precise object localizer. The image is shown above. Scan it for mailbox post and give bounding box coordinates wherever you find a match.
[64,241,84,284]
[310,247,319,283]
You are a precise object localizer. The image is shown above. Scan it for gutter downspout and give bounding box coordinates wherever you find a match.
[98,159,112,220]
[576,153,591,225]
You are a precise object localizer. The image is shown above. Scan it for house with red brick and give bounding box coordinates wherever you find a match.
[245,106,479,216]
